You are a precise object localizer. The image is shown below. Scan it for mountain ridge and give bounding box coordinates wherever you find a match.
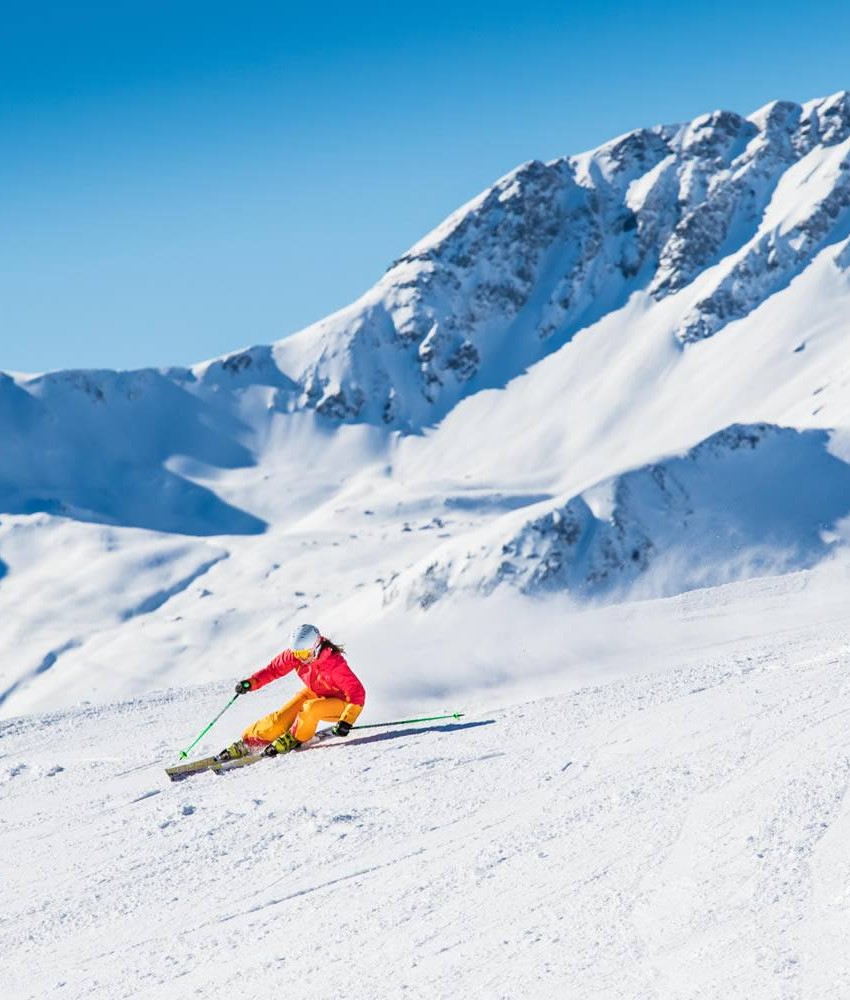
[2,92,850,715]
[6,92,850,426]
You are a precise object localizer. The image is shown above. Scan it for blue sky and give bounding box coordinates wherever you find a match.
[2,0,849,373]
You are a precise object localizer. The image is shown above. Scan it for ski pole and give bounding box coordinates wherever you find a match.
[351,712,464,731]
[177,693,240,759]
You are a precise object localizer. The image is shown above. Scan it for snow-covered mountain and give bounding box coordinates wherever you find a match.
[387,423,850,609]
[274,91,850,428]
[2,92,850,717]
[5,93,850,1000]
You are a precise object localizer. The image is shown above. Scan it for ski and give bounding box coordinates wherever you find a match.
[166,753,266,781]
[165,714,464,780]
[203,739,331,777]
[165,733,342,780]
[165,754,221,781]
[211,753,266,775]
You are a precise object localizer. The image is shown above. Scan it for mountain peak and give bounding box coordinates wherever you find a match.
[4,94,850,724]
[265,92,850,426]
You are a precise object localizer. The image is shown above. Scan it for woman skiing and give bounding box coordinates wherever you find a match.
[217,623,365,761]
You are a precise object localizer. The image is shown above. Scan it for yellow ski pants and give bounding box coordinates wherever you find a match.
[242,687,361,745]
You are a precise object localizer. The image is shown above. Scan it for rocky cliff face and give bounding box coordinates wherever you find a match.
[271,92,850,429]
[7,93,849,443]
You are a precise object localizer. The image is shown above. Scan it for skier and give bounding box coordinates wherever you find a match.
[217,623,365,761]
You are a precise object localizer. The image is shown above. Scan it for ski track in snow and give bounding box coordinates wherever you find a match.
[3,595,850,1000]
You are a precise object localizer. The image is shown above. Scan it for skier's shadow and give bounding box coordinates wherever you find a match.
[310,719,495,750]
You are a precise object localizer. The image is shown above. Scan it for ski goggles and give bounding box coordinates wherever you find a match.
[292,647,317,662]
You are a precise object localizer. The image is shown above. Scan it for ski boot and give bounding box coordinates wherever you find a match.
[216,739,252,762]
[263,732,302,757]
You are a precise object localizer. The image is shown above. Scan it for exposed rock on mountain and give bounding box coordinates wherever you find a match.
[3,94,850,716]
[272,91,850,427]
[388,424,850,608]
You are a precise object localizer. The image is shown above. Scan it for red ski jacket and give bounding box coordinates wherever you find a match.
[248,641,366,723]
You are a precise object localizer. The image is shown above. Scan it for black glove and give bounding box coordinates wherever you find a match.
[235,679,252,695]
[332,721,352,737]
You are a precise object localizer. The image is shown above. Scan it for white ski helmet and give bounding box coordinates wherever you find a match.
[290,623,321,661]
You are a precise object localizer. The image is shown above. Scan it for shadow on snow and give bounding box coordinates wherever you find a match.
[308,720,497,750]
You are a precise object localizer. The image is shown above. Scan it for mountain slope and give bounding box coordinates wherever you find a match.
[272,91,850,428]
[2,92,850,717]
[0,367,267,535]
[3,568,850,999]
[387,423,850,608]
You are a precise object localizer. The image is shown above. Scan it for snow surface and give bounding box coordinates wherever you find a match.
[3,93,850,995]
[3,564,850,999]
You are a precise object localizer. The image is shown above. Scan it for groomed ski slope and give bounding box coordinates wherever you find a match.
[3,566,850,1000]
